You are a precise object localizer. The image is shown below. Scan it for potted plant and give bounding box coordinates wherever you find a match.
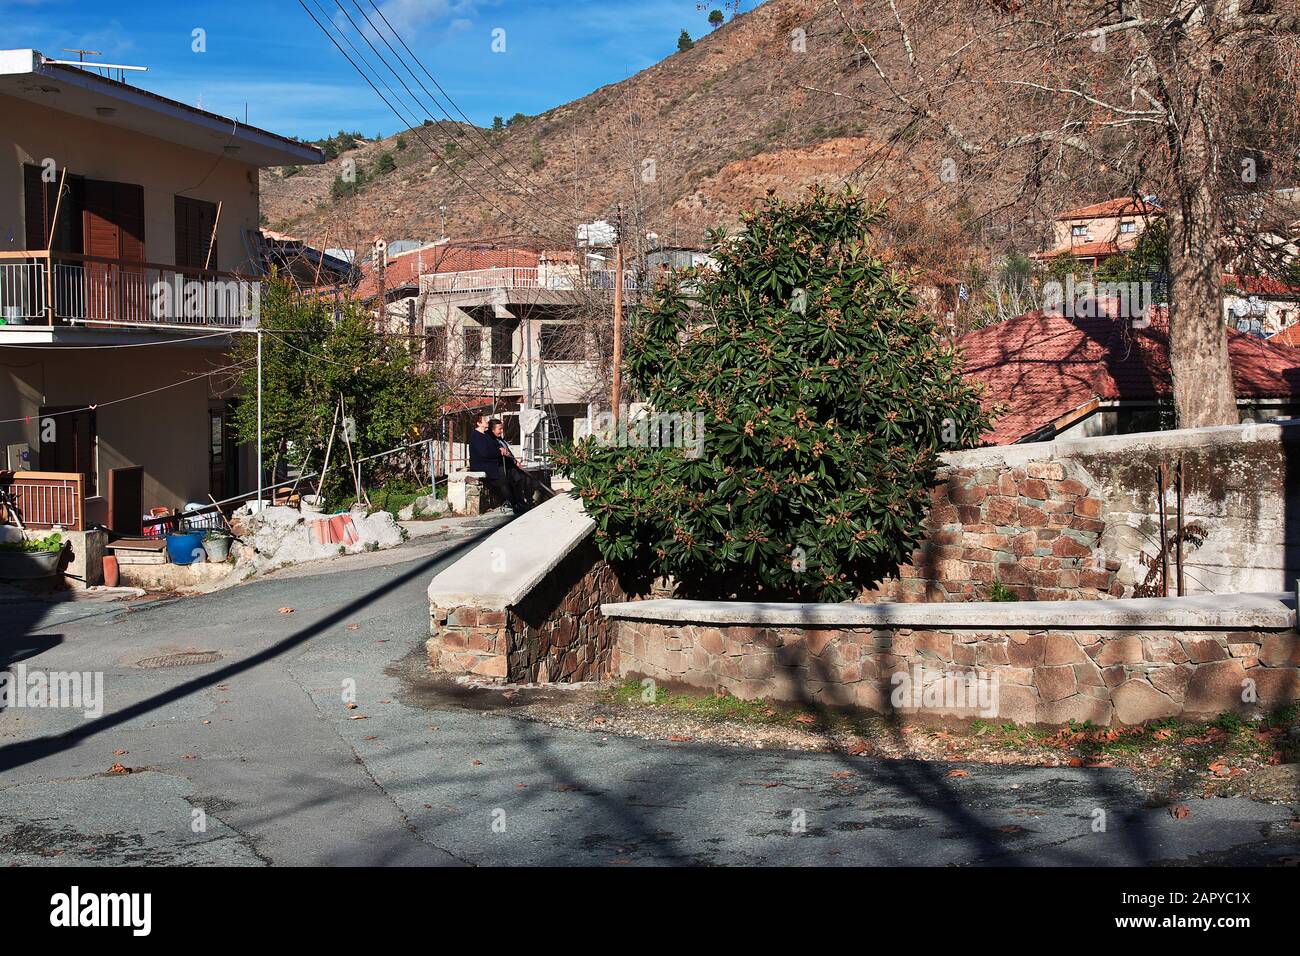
[202,530,232,563]
[0,531,68,580]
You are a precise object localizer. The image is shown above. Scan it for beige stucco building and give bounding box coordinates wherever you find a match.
[0,49,321,531]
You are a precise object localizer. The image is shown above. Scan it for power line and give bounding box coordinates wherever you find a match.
[0,330,234,350]
[356,0,576,227]
[0,360,250,424]
[296,0,532,233]
[336,0,571,232]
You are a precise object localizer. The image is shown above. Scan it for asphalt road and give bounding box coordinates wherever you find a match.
[2,519,1298,867]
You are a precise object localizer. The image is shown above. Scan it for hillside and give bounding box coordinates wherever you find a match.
[258,0,1087,267]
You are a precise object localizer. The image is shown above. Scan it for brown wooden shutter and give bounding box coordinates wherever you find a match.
[115,182,145,263]
[175,196,217,270]
[23,163,51,249]
[83,179,121,259]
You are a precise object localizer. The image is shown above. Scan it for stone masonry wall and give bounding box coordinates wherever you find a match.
[429,539,630,682]
[866,425,1300,602]
[613,618,1300,726]
[862,459,1119,603]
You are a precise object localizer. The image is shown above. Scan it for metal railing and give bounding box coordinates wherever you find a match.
[421,266,639,295]
[2,471,84,531]
[0,251,259,329]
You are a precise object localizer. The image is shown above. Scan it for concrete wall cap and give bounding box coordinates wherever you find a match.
[941,419,1300,470]
[600,592,1296,630]
[428,494,593,610]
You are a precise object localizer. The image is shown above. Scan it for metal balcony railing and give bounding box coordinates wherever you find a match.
[2,471,84,531]
[421,267,639,296]
[0,251,260,329]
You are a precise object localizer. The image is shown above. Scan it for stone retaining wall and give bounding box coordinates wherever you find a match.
[604,597,1300,726]
[873,422,1300,603]
[430,539,628,682]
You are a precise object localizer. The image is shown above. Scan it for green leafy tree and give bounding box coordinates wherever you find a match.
[708,9,724,28]
[492,115,504,131]
[677,29,694,51]
[395,134,408,151]
[231,282,444,502]
[375,151,397,174]
[553,188,992,601]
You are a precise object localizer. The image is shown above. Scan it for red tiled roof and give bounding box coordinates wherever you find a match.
[1032,239,1127,261]
[1223,273,1300,298]
[1269,323,1300,346]
[958,310,1300,444]
[1055,197,1161,220]
[355,244,545,300]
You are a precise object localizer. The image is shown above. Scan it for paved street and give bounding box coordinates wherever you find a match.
[2,522,1298,867]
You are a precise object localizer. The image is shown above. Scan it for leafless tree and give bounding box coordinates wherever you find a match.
[819,0,1300,427]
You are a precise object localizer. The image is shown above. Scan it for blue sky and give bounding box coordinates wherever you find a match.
[4,0,750,140]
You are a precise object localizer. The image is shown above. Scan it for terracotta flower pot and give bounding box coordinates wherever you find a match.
[103,554,120,589]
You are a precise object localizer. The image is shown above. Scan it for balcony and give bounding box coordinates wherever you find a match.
[422,266,639,296]
[0,250,260,329]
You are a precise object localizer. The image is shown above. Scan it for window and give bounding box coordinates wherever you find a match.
[462,326,483,364]
[424,327,447,365]
[1119,220,1137,234]
[1071,225,1089,239]
[38,407,97,496]
[175,196,218,269]
[539,323,573,361]
[23,164,84,253]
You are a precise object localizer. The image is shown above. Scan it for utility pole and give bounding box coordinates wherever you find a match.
[611,204,624,429]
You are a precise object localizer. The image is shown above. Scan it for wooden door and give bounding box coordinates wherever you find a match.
[82,179,145,325]
[108,466,144,535]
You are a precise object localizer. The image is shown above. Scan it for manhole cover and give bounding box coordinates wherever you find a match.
[135,651,223,669]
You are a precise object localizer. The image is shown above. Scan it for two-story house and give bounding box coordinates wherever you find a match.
[1033,196,1162,270]
[360,241,636,465]
[0,49,321,538]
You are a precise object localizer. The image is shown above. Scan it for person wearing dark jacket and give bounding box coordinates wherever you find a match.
[467,414,501,480]
[467,414,526,515]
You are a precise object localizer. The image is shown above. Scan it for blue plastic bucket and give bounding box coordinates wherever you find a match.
[165,530,207,565]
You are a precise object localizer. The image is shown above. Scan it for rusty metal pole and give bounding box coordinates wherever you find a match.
[611,208,624,431]
[1176,457,1185,597]
[1157,463,1169,598]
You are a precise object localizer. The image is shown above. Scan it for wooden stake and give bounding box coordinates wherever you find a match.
[203,201,223,271]
[45,166,68,326]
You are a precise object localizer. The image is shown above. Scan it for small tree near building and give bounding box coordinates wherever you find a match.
[553,188,992,602]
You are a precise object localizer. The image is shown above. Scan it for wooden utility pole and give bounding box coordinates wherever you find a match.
[611,205,624,429]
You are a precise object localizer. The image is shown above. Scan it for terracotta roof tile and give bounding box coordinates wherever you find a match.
[1055,197,1161,220]
[958,310,1300,444]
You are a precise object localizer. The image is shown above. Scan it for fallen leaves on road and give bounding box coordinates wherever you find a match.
[471,759,482,765]
[831,770,854,779]
[346,623,360,631]
[346,703,358,710]
[946,769,970,778]
[277,607,295,614]
[348,714,368,721]
[667,734,693,742]
[793,714,818,725]
[112,749,128,756]
[107,763,130,775]
[1170,804,1191,820]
